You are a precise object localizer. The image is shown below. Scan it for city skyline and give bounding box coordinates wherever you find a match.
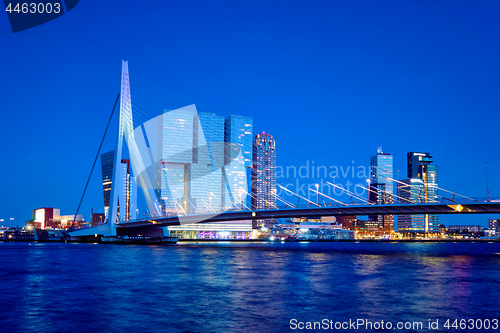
[1,1,500,227]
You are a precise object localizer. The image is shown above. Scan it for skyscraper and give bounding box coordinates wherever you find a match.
[224,115,253,167]
[199,113,225,212]
[224,115,253,208]
[157,107,213,214]
[368,147,394,234]
[100,150,137,221]
[155,108,252,214]
[101,150,114,215]
[370,147,394,195]
[397,178,427,232]
[251,132,277,228]
[397,152,439,233]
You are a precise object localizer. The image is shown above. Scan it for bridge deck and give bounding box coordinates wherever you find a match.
[116,202,500,229]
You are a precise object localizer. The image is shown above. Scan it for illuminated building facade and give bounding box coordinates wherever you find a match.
[369,147,394,234]
[397,152,439,233]
[156,109,252,214]
[224,115,253,167]
[397,177,439,233]
[336,215,357,231]
[199,113,225,211]
[32,207,83,229]
[251,132,277,228]
[224,115,253,209]
[100,150,137,221]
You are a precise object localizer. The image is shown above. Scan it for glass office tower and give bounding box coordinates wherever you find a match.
[368,147,394,234]
[397,152,439,233]
[370,147,394,195]
[154,108,252,214]
[397,179,427,232]
[224,115,253,167]
[224,115,253,208]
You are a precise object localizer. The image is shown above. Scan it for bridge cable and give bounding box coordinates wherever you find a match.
[69,93,120,230]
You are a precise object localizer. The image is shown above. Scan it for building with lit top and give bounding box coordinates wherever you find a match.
[224,115,253,167]
[223,115,253,209]
[368,147,394,234]
[251,132,277,228]
[397,153,439,233]
[101,150,137,221]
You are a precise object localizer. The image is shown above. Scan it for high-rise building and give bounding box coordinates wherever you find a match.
[224,115,253,208]
[489,219,499,230]
[370,147,394,195]
[224,115,253,167]
[101,150,114,215]
[100,150,137,221]
[397,179,427,232]
[369,147,394,234]
[199,113,225,212]
[408,152,433,179]
[251,132,276,228]
[397,153,439,233]
[156,108,251,214]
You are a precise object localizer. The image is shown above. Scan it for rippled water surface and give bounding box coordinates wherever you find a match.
[1,241,500,332]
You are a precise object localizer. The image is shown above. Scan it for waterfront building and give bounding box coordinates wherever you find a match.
[32,207,83,229]
[91,212,105,227]
[397,178,439,232]
[489,219,499,230]
[101,151,114,215]
[369,147,394,234]
[273,218,355,240]
[397,152,439,233]
[407,152,439,205]
[448,225,485,233]
[223,115,252,209]
[168,222,254,240]
[199,113,225,212]
[336,215,357,231]
[224,115,253,167]
[100,150,137,220]
[251,132,277,228]
[370,147,394,195]
[157,108,195,214]
[155,109,252,215]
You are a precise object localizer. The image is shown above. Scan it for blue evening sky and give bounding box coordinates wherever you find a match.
[1,0,499,227]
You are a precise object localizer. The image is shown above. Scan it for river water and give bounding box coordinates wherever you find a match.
[1,241,500,332]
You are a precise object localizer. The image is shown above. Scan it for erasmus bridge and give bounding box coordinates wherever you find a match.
[68,61,500,239]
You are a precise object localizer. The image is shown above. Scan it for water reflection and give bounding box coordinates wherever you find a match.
[1,242,500,333]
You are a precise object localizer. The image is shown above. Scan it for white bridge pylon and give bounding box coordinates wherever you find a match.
[70,60,161,237]
[106,60,161,235]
